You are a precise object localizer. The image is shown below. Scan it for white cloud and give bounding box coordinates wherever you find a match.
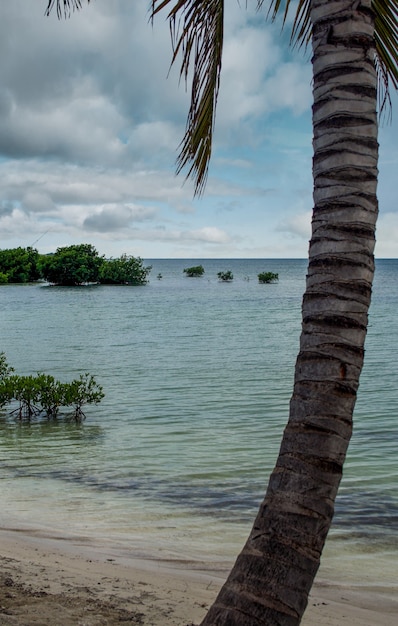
[217,21,311,135]
[263,62,312,115]
[187,227,231,244]
[376,212,398,257]
[83,204,158,232]
[0,1,396,259]
[277,211,312,239]
[128,121,180,162]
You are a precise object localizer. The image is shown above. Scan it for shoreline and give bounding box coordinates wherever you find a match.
[1,527,397,625]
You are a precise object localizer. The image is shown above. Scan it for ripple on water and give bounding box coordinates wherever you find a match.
[0,259,397,568]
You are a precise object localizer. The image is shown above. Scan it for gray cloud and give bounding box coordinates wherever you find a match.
[22,191,55,213]
[1,2,395,258]
[0,2,186,168]
[83,204,158,232]
[0,202,14,218]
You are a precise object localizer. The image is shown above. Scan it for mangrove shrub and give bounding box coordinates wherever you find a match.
[99,254,152,285]
[258,271,279,284]
[0,353,104,421]
[183,265,205,277]
[0,247,41,283]
[39,243,103,285]
[217,270,233,282]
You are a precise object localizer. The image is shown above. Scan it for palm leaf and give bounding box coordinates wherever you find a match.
[374,0,398,90]
[263,0,398,114]
[46,0,398,192]
[258,0,311,47]
[44,1,89,18]
[373,0,398,118]
[152,1,224,195]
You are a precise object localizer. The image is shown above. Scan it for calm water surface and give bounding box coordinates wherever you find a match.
[0,259,397,581]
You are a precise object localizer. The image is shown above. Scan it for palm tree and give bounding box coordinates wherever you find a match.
[47,1,398,624]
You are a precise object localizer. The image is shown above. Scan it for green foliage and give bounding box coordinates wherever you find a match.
[62,373,104,421]
[4,375,42,419]
[34,373,65,418]
[39,245,152,287]
[39,243,103,286]
[0,377,15,410]
[183,264,205,277]
[0,354,104,422]
[99,254,152,285]
[217,270,233,282]
[0,352,14,380]
[258,271,279,284]
[0,247,41,284]
[0,245,152,288]
[0,354,15,409]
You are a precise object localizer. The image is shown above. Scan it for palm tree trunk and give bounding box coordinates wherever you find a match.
[200,1,378,624]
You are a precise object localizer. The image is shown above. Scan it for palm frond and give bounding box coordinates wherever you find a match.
[44,0,89,18]
[373,0,398,118]
[261,0,398,117]
[46,0,398,194]
[152,1,224,195]
[257,0,311,47]
[289,0,311,48]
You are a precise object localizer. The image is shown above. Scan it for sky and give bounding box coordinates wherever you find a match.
[0,1,397,259]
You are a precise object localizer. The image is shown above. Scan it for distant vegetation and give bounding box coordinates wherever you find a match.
[183,264,205,277]
[0,352,104,422]
[0,247,41,284]
[217,270,233,282]
[99,254,152,285]
[0,249,281,286]
[0,244,151,286]
[40,243,103,286]
[258,271,279,284]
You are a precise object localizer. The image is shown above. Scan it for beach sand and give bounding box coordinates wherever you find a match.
[1,528,397,625]
[0,529,398,626]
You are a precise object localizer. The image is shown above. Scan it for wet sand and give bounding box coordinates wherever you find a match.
[0,528,397,625]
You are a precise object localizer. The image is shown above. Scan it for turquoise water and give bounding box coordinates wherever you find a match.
[0,259,397,579]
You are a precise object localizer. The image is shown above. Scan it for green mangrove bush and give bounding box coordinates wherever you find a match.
[183,265,205,277]
[258,271,279,284]
[0,353,104,421]
[217,270,233,282]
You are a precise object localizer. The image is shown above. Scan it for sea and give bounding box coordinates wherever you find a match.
[0,258,397,586]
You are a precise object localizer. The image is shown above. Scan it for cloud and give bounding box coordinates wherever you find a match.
[263,63,312,115]
[0,2,185,170]
[22,191,55,213]
[0,82,128,165]
[0,202,14,218]
[0,208,38,241]
[0,159,189,210]
[219,26,280,121]
[376,212,398,257]
[83,204,158,232]
[277,211,312,239]
[216,20,311,137]
[0,1,396,259]
[186,227,231,244]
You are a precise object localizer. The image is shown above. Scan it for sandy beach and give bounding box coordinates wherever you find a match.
[0,528,397,625]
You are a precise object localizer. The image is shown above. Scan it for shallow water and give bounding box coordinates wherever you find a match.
[1,259,397,580]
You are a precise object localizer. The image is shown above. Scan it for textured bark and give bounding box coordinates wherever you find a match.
[200,1,378,624]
